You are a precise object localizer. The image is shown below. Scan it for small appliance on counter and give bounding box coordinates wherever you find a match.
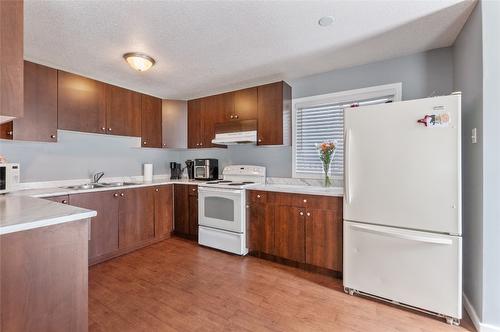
[143,163,153,182]
[185,160,194,180]
[194,159,218,181]
[169,162,182,180]
[0,163,20,194]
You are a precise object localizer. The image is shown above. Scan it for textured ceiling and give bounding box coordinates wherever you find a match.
[24,0,475,100]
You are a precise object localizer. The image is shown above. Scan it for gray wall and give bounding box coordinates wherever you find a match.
[452,1,484,321]
[179,47,454,177]
[1,47,454,181]
[481,0,500,327]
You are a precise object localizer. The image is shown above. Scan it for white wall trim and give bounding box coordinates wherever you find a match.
[463,293,500,332]
[291,82,402,179]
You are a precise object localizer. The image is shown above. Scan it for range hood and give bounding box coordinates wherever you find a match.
[212,120,257,145]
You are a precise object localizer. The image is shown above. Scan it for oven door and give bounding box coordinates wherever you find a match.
[198,186,244,233]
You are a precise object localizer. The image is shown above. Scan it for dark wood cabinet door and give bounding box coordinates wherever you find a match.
[154,185,173,239]
[202,94,227,148]
[0,0,23,119]
[188,194,199,237]
[221,92,235,121]
[69,191,120,260]
[106,85,141,137]
[274,205,305,263]
[118,187,155,249]
[305,207,343,271]
[174,184,190,235]
[257,81,291,145]
[57,70,107,134]
[0,121,13,139]
[234,87,257,120]
[12,61,57,142]
[247,203,274,254]
[141,94,162,148]
[187,98,203,148]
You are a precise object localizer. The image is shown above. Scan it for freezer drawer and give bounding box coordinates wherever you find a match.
[343,221,462,319]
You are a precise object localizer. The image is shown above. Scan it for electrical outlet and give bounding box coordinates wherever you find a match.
[471,128,477,144]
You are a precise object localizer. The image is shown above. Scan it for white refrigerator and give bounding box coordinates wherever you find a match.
[343,94,462,324]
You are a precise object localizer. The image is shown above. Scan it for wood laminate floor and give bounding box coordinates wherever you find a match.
[89,237,474,332]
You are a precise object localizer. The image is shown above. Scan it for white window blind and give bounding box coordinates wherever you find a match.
[295,96,394,177]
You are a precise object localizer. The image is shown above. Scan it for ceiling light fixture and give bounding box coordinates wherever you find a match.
[123,52,156,72]
[318,16,334,27]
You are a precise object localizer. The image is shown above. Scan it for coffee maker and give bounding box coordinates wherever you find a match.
[169,162,182,180]
[185,160,194,180]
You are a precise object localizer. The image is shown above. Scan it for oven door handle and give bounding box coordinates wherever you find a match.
[198,186,242,194]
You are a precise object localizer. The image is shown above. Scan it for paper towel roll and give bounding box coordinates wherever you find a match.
[143,163,153,182]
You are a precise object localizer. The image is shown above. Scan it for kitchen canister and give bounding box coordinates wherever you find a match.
[143,163,153,182]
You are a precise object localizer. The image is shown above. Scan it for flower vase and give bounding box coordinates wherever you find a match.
[322,161,332,187]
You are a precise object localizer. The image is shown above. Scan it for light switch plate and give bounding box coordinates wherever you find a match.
[471,128,477,144]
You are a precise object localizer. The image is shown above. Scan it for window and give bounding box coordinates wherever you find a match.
[292,83,402,179]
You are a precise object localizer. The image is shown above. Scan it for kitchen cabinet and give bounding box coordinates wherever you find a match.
[187,99,204,148]
[69,191,119,261]
[141,94,162,148]
[118,187,155,249]
[247,190,343,272]
[173,184,198,239]
[257,81,291,146]
[233,87,258,120]
[274,205,306,263]
[154,185,173,239]
[0,121,12,139]
[0,0,23,120]
[202,94,228,148]
[162,99,188,149]
[45,195,69,205]
[3,62,58,142]
[57,70,107,134]
[106,84,142,137]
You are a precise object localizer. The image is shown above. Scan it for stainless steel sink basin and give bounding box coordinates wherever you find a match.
[63,183,106,190]
[99,182,139,187]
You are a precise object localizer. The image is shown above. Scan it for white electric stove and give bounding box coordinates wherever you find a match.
[197,165,266,255]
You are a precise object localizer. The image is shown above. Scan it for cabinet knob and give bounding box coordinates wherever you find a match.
[303,199,307,203]
[143,141,147,145]
[113,193,119,197]
[50,134,56,139]
[192,188,196,192]
[257,194,261,198]
[306,212,311,217]
[230,115,234,119]
[299,211,304,216]
[234,114,239,119]
[101,127,106,131]
[163,143,167,147]
[7,131,13,136]
[108,128,112,131]
[258,138,262,143]
[155,188,159,192]
[199,142,203,146]
[120,193,125,197]
[246,205,250,208]
[62,200,68,204]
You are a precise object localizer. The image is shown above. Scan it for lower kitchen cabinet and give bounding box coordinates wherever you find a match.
[274,206,305,263]
[69,191,119,261]
[118,187,155,249]
[154,185,174,239]
[247,190,343,273]
[173,184,198,239]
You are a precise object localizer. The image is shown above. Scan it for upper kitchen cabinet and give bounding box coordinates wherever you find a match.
[106,85,142,137]
[233,87,257,121]
[58,70,107,134]
[202,94,228,148]
[0,0,23,122]
[187,98,204,148]
[141,94,162,148]
[5,61,58,142]
[162,99,188,148]
[257,81,291,146]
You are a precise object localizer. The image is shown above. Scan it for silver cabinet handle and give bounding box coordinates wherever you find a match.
[230,115,234,119]
[113,193,118,197]
[143,141,147,145]
[303,199,307,203]
[155,188,159,192]
[108,128,112,131]
[299,211,304,216]
[163,143,167,147]
[246,205,250,208]
[50,134,56,139]
[306,212,311,217]
[120,193,124,197]
[192,188,196,192]
[257,194,261,198]
[258,138,262,143]
[199,142,203,146]
[234,114,239,119]
[62,200,68,204]
[101,127,106,131]
[7,131,13,136]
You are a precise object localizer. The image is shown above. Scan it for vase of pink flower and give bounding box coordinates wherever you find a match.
[316,140,337,187]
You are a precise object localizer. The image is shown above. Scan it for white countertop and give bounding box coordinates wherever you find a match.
[249,184,344,197]
[0,195,97,235]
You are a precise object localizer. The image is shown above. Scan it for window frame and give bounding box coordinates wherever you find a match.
[292,83,402,179]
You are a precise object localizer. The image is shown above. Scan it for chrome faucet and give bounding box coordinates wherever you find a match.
[92,171,104,183]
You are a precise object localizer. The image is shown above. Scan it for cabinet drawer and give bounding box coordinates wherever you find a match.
[273,192,341,210]
[45,195,70,205]
[248,190,267,203]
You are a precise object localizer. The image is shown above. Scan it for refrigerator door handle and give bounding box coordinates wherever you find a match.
[350,224,453,245]
[345,128,352,204]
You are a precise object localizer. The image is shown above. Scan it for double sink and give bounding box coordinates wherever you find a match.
[63,182,139,190]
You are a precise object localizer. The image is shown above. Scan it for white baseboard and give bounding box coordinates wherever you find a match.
[463,293,500,332]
